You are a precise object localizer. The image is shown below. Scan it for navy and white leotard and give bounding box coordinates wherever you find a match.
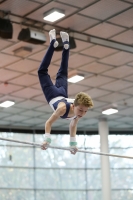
[49,96,76,120]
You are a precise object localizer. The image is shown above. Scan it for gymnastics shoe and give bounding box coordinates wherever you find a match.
[60,31,69,49]
[49,29,59,48]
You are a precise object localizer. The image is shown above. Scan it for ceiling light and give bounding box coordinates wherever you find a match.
[102,107,118,115]
[68,74,84,83]
[0,100,15,108]
[43,8,65,22]
[13,47,32,57]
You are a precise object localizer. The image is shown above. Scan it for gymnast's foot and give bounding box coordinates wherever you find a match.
[49,29,58,48]
[60,31,69,49]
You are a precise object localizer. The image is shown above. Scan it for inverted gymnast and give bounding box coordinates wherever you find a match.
[38,29,93,154]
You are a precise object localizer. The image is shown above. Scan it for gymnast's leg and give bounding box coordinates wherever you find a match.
[38,29,59,102]
[55,31,70,97]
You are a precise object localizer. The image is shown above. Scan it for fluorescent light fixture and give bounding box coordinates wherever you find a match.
[0,100,15,108]
[102,108,118,115]
[68,74,84,83]
[43,8,65,22]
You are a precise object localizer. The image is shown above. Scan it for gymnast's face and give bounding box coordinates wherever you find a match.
[73,104,88,118]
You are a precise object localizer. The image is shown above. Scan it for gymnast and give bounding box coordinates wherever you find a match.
[38,29,93,154]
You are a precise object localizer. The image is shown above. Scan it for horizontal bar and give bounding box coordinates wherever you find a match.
[0,187,101,191]
[0,137,133,159]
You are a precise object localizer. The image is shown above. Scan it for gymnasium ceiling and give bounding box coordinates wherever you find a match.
[0,0,133,131]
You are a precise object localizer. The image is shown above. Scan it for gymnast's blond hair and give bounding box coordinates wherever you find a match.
[74,92,94,108]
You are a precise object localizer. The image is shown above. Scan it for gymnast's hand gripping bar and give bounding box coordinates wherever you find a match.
[0,137,133,159]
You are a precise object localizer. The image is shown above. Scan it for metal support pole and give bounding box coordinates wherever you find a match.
[99,119,111,200]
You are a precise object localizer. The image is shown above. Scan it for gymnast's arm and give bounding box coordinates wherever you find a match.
[45,105,66,133]
[69,117,79,154]
[41,103,66,150]
[69,117,79,137]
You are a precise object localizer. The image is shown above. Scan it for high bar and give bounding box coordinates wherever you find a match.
[0,137,133,159]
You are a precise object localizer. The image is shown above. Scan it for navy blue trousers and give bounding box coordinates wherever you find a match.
[38,40,69,103]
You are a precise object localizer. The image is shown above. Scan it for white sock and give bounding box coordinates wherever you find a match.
[49,29,59,48]
[60,31,69,49]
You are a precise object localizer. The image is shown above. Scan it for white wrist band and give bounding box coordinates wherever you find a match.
[70,137,76,142]
[44,133,51,144]
[70,137,77,147]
